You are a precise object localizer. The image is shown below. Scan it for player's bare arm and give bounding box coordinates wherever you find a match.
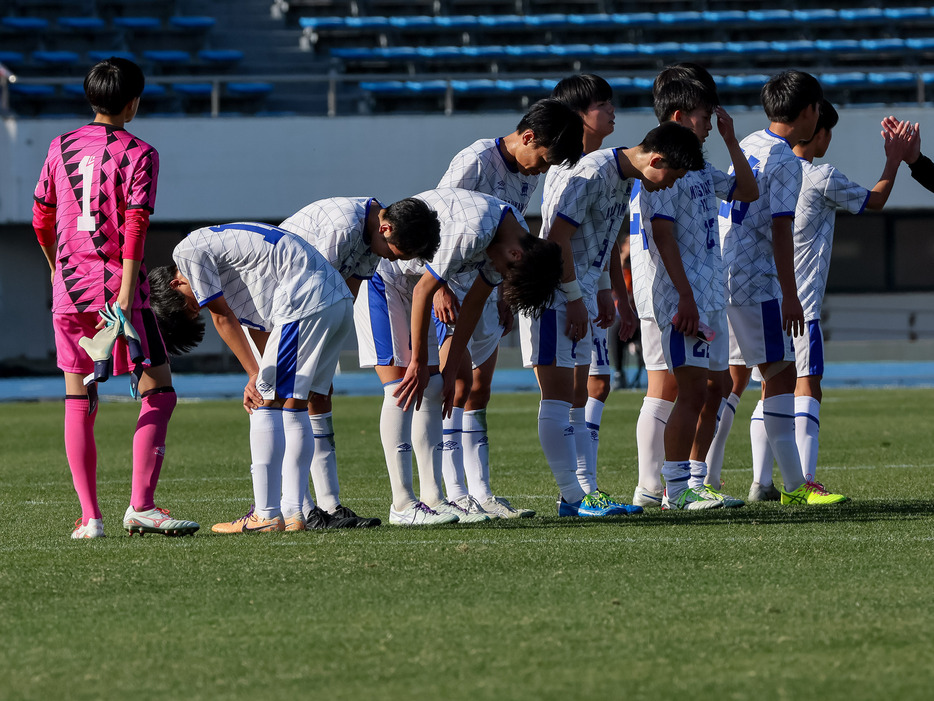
[395,271,445,411]
[867,119,912,210]
[771,215,804,337]
[432,283,461,325]
[652,217,699,338]
[717,107,759,203]
[441,276,495,417]
[204,296,263,411]
[345,276,362,299]
[545,216,588,341]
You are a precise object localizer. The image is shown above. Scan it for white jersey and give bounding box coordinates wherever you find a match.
[541,147,634,303]
[794,160,870,321]
[378,188,521,295]
[438,137,540,214]
[174,223,350,331]
[636,162,734,326]
[279,196,384,281]
[628,181,658,321]
[719,129,803,306]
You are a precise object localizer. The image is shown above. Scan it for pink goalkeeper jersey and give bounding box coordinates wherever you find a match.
[34,123,159,314]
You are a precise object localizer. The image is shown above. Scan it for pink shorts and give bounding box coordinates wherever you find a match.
[53,308,168,375]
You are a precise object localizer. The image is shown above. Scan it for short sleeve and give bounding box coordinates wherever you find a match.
[823,166,871,215]
[127,147,159,213]
[173,235,222,306]
[33,144,58,207]
[438,150,482,191]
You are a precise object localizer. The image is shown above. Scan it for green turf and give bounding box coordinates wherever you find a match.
[2,388,933,700]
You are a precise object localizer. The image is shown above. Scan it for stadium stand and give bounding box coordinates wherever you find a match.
[4,1,934,116]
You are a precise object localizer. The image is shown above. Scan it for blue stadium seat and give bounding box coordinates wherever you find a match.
[883,8,932,22]
[58,17,107,31]
[719,74,769,91]
[907,38,934,51]
[819,72,867,88]
[143,50,193,68]
[593,43,641,59]
[173,82,213,97]
[403,80,448,94]
[32,50,80,67]
[791,9,838,25]
[343,17,391,31]
[550,44,597,60]
[88,50,136,62]
[477,15,525,30]
[860,38,908,54]
[169,17,217,31]
[639,42,681,58]
[526,14,569,29]
[9,83,56,97]
[657,11,704,26]
[725,41,772,56]
[867,72,917,87]
[142,83,167,97]
[1,17,50,31]
[198,50,245,67]
[610,13,655,29]
[769,40,817,56]
[62,83,86,97]
[298,17,347,31]
[838,8,885,23]
[505,45,552,60]
[434,16,479,31]
[681,42,729,58]
[112,17,161,30]
[747,10,794,24]
[227,82,273,97]
[814,39,861,54]
[0,51,25,67]
[701,10,746,25]
[359,80,408,95]
[388,16,435,30]
[567,14,617,29]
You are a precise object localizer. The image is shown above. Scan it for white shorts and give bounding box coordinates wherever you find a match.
[727,299,794,367]
[794,319,824,377]
[519,303,592,369]
[355,272,440,368]
[640,319,667,372]
[589,321,611,376]
[435,291,503,369]
[257,299,353,400]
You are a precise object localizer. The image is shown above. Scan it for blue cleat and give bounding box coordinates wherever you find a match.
[557,491,644,517]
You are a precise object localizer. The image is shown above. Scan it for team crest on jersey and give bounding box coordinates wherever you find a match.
[521,183,529,198]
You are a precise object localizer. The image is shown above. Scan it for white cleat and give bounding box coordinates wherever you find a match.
[71,517,105,539]
[632,486,664,508]
[436,498,489,523]
[123,506,200,536]
[389,501,458,526]
[480,495,535,519]
[661,487,723,511]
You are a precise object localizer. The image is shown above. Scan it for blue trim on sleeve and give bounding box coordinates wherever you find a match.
[651,214,675,223]
[771,211,795,218]
[426,263,445,283]
[556,212,580,227]
[857,190,871,215]
[477,269,500,287]
[239,318,266,331]
[199,291,223,307]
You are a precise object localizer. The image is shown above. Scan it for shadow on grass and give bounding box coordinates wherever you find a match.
[443,498,934,531]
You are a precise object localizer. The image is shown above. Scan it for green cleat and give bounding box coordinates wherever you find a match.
[702,483,745,508]
[780,480,848,505]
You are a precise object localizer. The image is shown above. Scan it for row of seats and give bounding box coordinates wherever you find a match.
[7,1,180,21]
[5,79,273,116]
[1,15,214,31]
[0,49,245,76]
[330,37,934,69]
[300,6,934,49]
[359,72,928,97]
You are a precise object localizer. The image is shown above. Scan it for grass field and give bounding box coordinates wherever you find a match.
[2,387,934,700]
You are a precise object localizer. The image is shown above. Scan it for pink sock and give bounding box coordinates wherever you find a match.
[131,389,176,511]
[64,394,100,524]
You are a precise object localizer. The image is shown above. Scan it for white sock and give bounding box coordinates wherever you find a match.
[763,393,805,492]
[705,393,739,486]
[584,397,604,487]
[249,407,284,519]
[380,381,417,512]
[538,399,585,504]
[636,397,673,493]
[463,409,493,502]
[750,400,775,486]
[412,374,446,508]
[309,412,340,513]
[441,407,468,501]
[795,395,821,482]
[281,409,313,519]
[662,460,691,501]
[570,406,597,494]
[689,459,707,491]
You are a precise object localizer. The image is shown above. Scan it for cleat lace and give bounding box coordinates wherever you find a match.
[805,480,831,495]
[414,502,438,515]
[447,500,469,515]
[232,505,255,524]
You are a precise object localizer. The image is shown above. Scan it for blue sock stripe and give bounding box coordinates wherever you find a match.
[282,407,306,413]
[381,378,402,387]
[442,428,462,435]
[762,411,794,420]
[794,412,820,427]
[585,422,600,430]
[725,401,737,415]
[313,432,335,439]
[667,474,691,482]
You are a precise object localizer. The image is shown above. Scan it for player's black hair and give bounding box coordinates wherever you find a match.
[515,98,584,167]
[653,63,720,122]
[84,57,145,115]
[550,73,613,114]
[761,70,823,124]
[148,264,206,356]
[501,235,562,318]
[383,198,441,264]
[800,100,839,145]
[638,122,705,171]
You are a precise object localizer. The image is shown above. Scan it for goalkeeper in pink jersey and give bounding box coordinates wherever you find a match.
[32,57,200,539]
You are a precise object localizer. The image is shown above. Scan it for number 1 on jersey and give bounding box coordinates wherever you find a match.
[77,155,96,233]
